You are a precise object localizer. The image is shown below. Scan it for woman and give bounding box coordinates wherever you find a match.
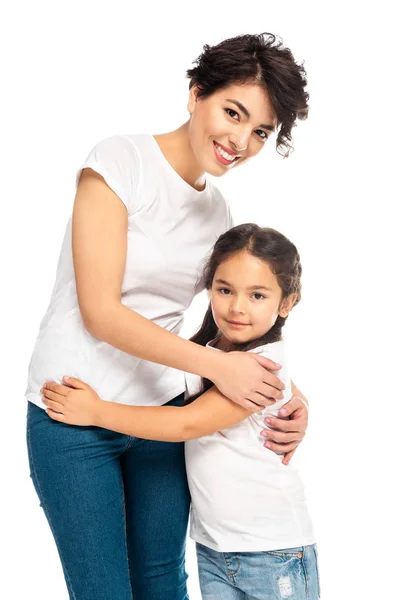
[26,33,310,600]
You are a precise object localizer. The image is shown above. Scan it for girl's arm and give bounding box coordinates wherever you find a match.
[71,169,284,409]
[41,376,257,441]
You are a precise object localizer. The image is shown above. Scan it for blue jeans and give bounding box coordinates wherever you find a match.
[26,394,190,600]
[196,542,320,599]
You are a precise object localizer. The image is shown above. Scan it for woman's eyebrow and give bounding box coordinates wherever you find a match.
[225,99,275,131]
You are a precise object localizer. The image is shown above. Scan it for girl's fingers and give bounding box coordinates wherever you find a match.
[41,388,65,403]
[42,397,63,412]
[43,382,69,397]
[46,408,66,422]
[62,376,87,390]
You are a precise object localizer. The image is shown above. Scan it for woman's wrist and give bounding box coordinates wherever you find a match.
[198,347,225,384]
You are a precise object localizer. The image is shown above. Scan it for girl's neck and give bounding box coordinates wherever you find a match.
[213,334,236,353]
[153,123,207,191]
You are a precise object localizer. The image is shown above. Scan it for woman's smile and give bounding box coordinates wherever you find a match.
[213,141,241,166]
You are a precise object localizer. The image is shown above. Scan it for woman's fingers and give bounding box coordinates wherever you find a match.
[261,428,304,444]
[262,416,300,432]
[282,448,297,465]
[251,353,283,375]
[256,383,284,402]
[263,439,299,454]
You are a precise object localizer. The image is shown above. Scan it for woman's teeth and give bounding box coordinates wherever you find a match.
[215,143,238,162]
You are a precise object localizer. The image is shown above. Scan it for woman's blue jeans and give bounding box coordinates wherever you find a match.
[26,394,190,600]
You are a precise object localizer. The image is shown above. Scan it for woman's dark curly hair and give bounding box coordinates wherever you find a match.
[186,33,309,158]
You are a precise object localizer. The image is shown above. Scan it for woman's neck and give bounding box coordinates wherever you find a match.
[153,122,206,191]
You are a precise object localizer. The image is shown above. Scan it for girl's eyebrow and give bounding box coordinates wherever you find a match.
[225,99,275,131]
[249,285,273,292]
[215,279,273,292]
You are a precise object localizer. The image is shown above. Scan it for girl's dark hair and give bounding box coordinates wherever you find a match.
[186,33,309,158]
[187,223,302,402]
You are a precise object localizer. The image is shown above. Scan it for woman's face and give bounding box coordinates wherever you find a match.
[187,82,278,177]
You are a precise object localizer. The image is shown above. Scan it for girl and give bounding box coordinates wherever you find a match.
[26,33,310,599]
[42,224,319,600]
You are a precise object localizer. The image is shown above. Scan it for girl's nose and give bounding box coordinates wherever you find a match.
[230,298,246,314]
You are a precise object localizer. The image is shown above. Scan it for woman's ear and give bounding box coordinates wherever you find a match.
[278,293,297,318]
[187,85,199,115]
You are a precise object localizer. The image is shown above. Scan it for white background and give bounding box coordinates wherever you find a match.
[2,1,399,599]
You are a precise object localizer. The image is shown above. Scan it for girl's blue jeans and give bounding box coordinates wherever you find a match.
[26,394,190,600]
[196,542,320,599]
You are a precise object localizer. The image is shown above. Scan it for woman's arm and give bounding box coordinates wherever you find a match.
[71,169,284,409]
[41,376,258,441]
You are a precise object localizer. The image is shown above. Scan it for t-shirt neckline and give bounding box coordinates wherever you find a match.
[149,134,210,197]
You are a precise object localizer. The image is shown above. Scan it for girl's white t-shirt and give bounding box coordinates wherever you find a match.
[184,340,316,552]
[26,134,233,410]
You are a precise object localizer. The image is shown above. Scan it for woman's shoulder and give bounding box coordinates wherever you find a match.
[86,133,154,158]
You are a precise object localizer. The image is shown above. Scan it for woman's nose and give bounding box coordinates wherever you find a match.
[230,129,251,153]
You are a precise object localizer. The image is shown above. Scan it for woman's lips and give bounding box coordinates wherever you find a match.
[213,141,240,166]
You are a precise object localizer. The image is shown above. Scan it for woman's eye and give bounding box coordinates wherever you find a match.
[225,108,239,120]
[255,129,268,141]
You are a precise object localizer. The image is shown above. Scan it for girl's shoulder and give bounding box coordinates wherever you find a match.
[248,339,285,356]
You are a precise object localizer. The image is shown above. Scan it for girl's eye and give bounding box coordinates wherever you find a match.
[255,129,268,141]
[224,108,239,120]
[218,288,232,295]
[252,293,265,300]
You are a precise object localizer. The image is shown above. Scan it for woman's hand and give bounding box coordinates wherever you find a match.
[260,391,309,465]
[209,351,285,411]
[41,377,104,426]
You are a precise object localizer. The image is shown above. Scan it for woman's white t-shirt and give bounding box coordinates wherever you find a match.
[184,340,315,552]
[26,134,233,410]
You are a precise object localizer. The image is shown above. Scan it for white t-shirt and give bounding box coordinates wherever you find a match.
[184,339,315,552]
[26,134,233,410]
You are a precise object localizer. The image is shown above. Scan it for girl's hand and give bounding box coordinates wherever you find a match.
[209,351,285,411]
[260,394,309,465]
[41,377,104,426]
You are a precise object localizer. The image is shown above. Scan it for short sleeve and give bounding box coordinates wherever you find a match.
[75,135,140,215]
[250,342,293,407]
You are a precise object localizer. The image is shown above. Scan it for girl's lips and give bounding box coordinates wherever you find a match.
[228,320,249,327]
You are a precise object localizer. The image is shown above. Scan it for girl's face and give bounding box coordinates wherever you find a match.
[210,251,296,347]
[187,83,277,177]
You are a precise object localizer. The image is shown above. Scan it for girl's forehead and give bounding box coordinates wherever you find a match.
[214,252,279,286]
